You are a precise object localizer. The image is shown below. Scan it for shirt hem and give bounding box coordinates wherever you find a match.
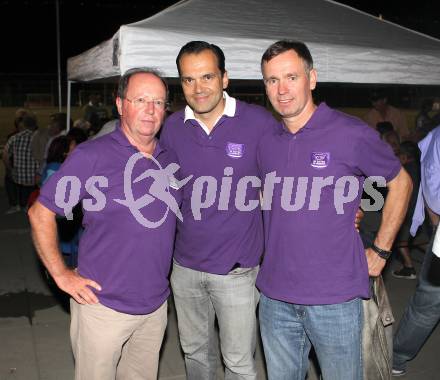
[97,291,170,315]
[173,257,260,275]
[258,286,370,305]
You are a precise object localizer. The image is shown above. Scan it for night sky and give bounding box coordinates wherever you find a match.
[1,0,439,75]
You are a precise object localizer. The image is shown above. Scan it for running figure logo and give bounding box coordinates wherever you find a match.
[114,152,192,228]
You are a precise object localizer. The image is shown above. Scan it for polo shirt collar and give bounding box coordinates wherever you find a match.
[110,122,164,158]
[279,102,330,136]
[184,91,236,123]
[110,121,131,147]
[152,140,165,158]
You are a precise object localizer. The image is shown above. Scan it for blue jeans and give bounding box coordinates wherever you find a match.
[171,262,260,380]
[393,233,440,371]
[259,294,363,380]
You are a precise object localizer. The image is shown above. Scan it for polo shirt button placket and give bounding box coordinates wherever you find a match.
[287,135,296,164]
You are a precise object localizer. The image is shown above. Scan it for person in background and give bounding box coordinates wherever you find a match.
[66,127,88,150]
[379,133,419,278]
[392,125,440,376]
[382,130,401,156]
[432,98,440,126]
[41,136,70,185]
[3,109,34,214]
[3,115,40,211]
[83,93,109,136]
[415,99,434,132]
[364,89,410,141]
[92,102,121,140]
[30,121,50,180]
[392,141,421,279]
[42,113,71,169]
[73,118,91,134]
[376,121,394,137]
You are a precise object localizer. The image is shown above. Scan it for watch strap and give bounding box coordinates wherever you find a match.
[371,243,392,260]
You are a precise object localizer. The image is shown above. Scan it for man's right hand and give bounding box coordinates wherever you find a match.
[365,247,387,277]
[54,269,102,305]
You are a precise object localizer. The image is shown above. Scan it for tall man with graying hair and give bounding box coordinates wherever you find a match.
[256,40,413,379]
[29,68,180,380]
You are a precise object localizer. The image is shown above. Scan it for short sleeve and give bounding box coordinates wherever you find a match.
[38,146,96,216]
[355,125,402,182]
[5,134,15,151]
[261,110,280,136]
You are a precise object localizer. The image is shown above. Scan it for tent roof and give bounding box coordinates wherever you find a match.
[67,0,440,84]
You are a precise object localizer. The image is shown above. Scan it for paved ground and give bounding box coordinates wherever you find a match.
[0,189,439,380]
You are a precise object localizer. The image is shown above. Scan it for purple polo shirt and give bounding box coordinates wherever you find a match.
[38,127,180,314]
[256,103,401,305]
[160,100,278,274]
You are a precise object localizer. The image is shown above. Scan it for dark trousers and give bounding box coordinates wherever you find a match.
[4,173,18,207]
[17,184,36,208]
[393,230,440,371]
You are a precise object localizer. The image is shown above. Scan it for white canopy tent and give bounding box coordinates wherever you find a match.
[66,0,440,122]
[67,0,440,85]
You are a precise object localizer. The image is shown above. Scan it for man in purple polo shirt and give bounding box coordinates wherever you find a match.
[160,41,278,379]
[28,68,180,380]
[256,40,413,379]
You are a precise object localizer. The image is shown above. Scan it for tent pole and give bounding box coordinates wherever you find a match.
[67,80,72,132]
[55,0,62,111]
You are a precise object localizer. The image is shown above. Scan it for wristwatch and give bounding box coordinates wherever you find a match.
[371,243,392,260]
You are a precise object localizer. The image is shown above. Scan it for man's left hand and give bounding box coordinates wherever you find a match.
[365,248,386,277]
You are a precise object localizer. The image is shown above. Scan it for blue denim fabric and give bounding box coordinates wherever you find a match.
[259,294,363,380]
[393,234,440,371]
[171,262,259,380]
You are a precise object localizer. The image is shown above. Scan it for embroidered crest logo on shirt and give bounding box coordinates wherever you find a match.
[311,152,330,168]
[226,142,245,158]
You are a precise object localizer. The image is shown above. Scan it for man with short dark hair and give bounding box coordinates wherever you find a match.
[257,40,412,379]
[29,68,179,380]
[160,41,278,379]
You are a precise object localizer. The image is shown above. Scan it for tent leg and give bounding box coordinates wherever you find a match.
[67,80,72,131]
